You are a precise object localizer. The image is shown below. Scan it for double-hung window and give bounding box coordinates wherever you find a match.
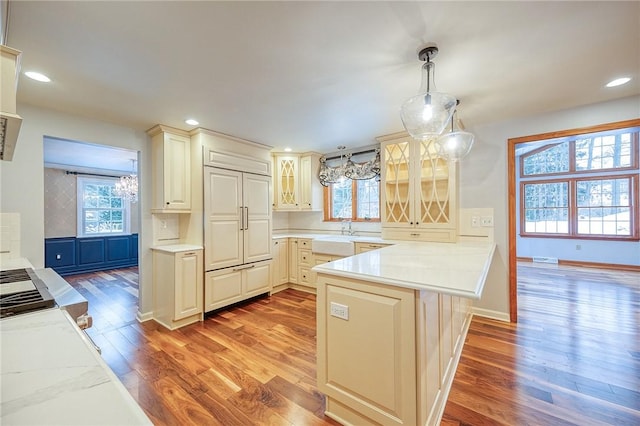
[324,177,380,221]
[520,125,639,240]
[77,176,130,237]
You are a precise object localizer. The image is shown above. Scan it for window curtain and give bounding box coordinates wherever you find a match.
[318,148,380,187]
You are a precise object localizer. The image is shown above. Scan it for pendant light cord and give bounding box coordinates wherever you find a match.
[2,0,10,45]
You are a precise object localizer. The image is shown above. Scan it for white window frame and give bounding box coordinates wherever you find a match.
[76,176,131,238]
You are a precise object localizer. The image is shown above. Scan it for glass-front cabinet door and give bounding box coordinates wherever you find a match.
[275,155,299,210]
[378,132,458,242]
[416,138,453,227]
[381,139,412,226]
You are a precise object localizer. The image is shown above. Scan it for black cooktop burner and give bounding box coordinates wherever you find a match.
[0,268,56,318]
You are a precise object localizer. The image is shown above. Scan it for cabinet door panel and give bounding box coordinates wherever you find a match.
[204,269,243,312]
[204,168,243,270]
[165,133,191,209]
[174,251,201,320]
[288,239,298,283]
[244,261,271,297]
[275,156,299,209]
[243,174,272,264]
[381,141,412,226]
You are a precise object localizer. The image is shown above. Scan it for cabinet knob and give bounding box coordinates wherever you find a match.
[166,202,170,205]
[410,221,414,225]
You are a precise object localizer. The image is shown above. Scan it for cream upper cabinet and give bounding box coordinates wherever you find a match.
[273,153,322,211]
[378,132,458,242]
[148,125,192,213]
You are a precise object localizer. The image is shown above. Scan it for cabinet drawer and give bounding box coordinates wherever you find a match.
[298,238,312,249]
[299,249,312,266]
[299,267,312,285]
[382,228,457,243]
[204,269,243,312]
[354,242,391,254]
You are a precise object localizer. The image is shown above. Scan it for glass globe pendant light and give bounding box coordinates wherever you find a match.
[400,43,457,139]
[435,105,475,162]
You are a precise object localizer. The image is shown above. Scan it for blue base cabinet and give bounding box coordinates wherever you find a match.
[45,234,138,276]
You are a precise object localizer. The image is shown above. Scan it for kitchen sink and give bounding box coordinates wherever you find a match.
[311,236,355,256]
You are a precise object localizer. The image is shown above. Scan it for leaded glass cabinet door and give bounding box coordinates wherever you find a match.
[416,138,455,228]
[275,155,299,210]
[381,139,413,227]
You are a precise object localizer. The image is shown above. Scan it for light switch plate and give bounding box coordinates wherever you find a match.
[330,302,349,320]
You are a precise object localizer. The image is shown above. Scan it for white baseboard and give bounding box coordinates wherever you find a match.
[472,307,510,322]
[136,310,154,322]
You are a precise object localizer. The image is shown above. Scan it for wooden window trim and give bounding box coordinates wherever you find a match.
[520,174,639,241]
[323,180,381,222]
[519,131,639,179]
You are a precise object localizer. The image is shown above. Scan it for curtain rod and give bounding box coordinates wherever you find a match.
[323,148,378,161]
[65,171,122,179]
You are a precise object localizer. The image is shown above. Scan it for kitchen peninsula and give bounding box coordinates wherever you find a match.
[314,241,496,426]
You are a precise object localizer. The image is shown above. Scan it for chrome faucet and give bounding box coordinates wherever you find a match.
[341,219,355,236]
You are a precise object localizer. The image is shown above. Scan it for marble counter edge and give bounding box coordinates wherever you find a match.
[313,243,497,300]
[151,244,203,253]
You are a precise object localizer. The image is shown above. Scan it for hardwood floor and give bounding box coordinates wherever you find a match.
[66,263,640,425]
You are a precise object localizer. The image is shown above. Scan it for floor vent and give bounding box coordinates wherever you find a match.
[532,256,559,264]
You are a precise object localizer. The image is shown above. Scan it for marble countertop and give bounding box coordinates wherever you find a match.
[312,241,496,299]
[272,232,387,244]
[1,309,152,425]
[151,243,203,253]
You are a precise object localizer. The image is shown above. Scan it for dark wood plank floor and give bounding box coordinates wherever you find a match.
[65,263,640,425]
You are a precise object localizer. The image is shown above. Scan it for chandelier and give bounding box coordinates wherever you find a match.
[114,159,138,203]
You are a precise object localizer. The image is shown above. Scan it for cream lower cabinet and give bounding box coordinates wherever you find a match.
[271,238,289,292]
[288,238,299,284]
[354,242,391,254]
[152,248,203,330]
[297,238,313,289]
[204,260,271,312]
[316,273,472,426]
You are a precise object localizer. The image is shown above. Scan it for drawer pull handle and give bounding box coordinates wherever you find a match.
[233,264,256,272]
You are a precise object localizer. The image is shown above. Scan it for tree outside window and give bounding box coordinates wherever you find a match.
[77,177,130,237]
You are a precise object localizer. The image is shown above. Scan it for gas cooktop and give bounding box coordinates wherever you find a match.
[0,268,56,318]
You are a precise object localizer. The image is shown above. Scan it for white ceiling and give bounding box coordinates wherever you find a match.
[7,1,640,160]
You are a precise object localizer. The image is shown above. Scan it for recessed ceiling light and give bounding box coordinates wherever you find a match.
[284,147,292,152]
[606,77,631,88]
[25,71,51,82]
[185,119,199,126]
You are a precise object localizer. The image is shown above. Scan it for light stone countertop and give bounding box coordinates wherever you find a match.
[0,309,152,425]
[312,241,496,299]
[151,243,203,252]
[272,232,387,244]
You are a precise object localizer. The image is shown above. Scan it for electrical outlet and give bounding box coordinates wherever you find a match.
[330,302,349,320]
[481,216,494,227]
[56,254,61,260]
[160,220,168,229]
[471,216,480,228]
[576,244,581,250]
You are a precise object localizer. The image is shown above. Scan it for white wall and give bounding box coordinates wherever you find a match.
[284,210,382,236]
[461,95,640,318]
[0,104,154,316]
